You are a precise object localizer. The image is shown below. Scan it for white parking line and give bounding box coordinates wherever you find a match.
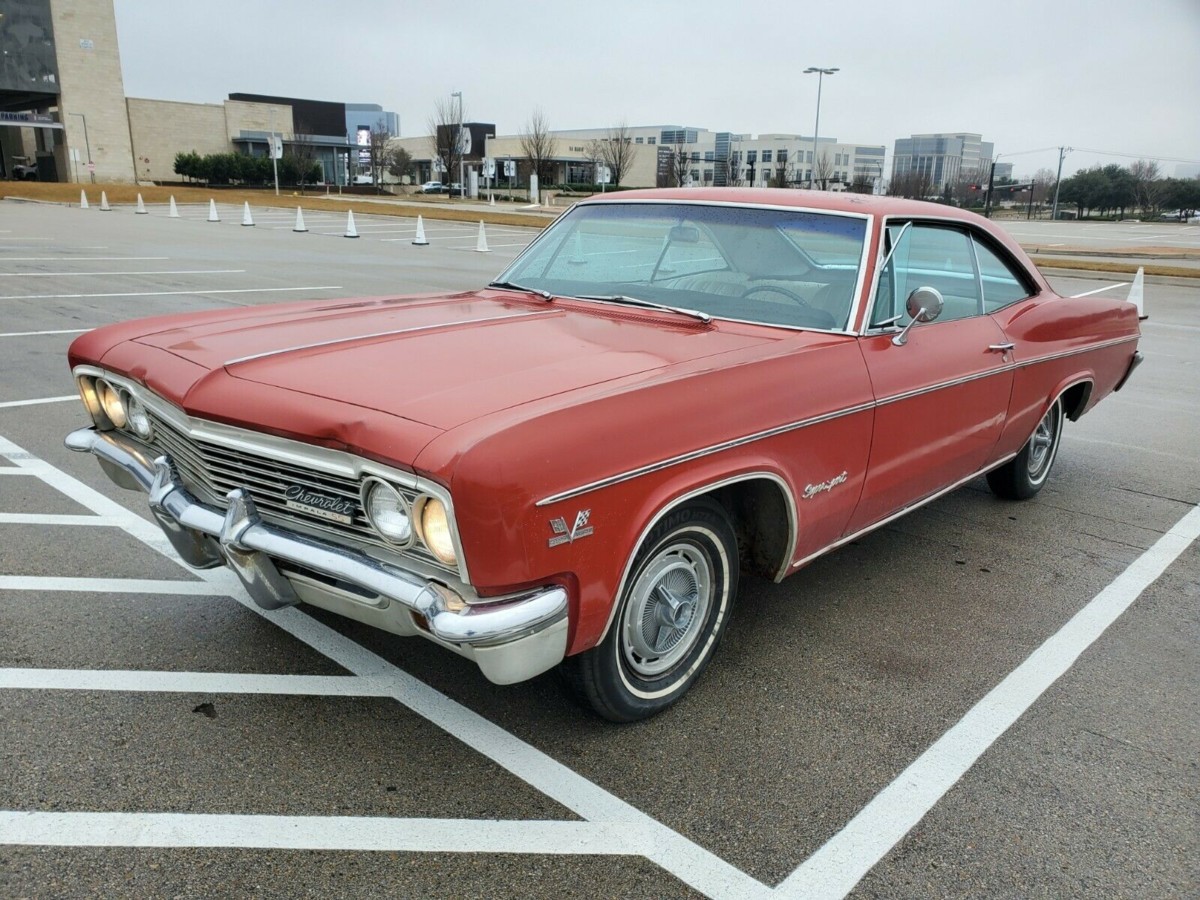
[0,812,645,855]
[0,269,245,278]
[777,504,1200,899]
[0,257,169,262]
[0,576,225,595]
[1069,283,1127,298]
[0,396,76,409]
[0,329,89,338]
[0,669,389,697]
[0,286,342,301]
[0,513,117,526]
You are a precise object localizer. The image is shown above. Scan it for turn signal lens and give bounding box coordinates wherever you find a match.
[96,380,127,429]
[420,498,457,566]
[364,479,412,544]
[77,377,103,424]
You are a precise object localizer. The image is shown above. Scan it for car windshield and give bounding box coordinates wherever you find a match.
[496,202,868,330]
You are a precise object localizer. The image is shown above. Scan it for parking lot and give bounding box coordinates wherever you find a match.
[1,200,1197,898]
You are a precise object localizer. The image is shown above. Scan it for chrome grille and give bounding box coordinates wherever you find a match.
[146,412,448,571]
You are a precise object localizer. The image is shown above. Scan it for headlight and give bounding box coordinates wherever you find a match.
[419,497,457,566]
[363,478,412,545]
[96,380,127,429]
[124,393,152,439]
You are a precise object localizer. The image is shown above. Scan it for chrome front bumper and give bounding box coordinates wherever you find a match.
[65,427,569,684]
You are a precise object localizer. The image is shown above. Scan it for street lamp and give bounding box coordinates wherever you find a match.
[68,112,93,183]
[450,90,463,197]
[804,66,838,190]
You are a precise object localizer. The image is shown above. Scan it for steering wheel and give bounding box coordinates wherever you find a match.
[741,284,810,306]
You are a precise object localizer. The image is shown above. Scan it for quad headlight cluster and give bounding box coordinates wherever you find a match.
[359,479,458,567]
[77,374,153,440]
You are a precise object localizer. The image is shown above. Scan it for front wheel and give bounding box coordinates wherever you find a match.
[987,398,1064,500]
[568,498,739,722]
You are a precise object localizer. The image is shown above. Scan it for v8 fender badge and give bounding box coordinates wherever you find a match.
[549,510,594,547]
[802,471,848,500]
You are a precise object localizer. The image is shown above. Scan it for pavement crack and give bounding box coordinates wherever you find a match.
[1116,486,1197,507]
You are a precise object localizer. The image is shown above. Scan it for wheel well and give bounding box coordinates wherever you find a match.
[1060,381,1092,421]
[711,478,792,580]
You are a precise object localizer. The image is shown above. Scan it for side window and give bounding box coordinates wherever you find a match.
[869,223,981,327]
[974,238,1033,312]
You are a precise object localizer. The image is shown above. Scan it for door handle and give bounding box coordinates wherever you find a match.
[988,342,1015,353]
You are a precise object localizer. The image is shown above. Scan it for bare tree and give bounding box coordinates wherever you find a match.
[597,122,636,187]
[368,119,392,190]
[583,139,607,185]
[813,151,835,190]
[771,153,793,188]
[519,108,558,186]
[1129,158,1164,215]
[668,135,691,187]
[889,169,935,199]
[427,97,466,187]
[288,121,319,193]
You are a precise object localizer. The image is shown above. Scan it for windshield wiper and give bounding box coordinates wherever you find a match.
[488,281,553,301]
[573,294,712,324]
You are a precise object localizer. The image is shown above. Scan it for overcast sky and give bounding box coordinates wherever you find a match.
[111,0,1199,180]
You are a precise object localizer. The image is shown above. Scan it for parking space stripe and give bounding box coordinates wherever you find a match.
[0,576,224,595]
[0,396,76,409]
[0,669,389,697]
[0,257,169,262]
[0,812,646,855]
[0,329,89,338]
[0,286,342,301]
[0,269,245,278]
[1069,282,1127,298]
[776,503,1200,900]
[0,513,117,526]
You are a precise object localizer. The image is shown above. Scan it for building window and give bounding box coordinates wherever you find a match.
[635,137,643,144]
[762,150,773,163]
[747,150,757,163]
[647,137,656,144]
[704,151,714,161]
[778,149,788,163]
[806,151,813,164]
[704,169,713,181]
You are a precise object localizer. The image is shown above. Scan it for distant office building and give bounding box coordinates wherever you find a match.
[891,133,994,194]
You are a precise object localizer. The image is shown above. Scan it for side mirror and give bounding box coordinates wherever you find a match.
[892,287,945,346]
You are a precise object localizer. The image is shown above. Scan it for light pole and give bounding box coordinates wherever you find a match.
[804,66,837,189]
[450,91,463,197]
[269,107,279,196]
[68,112,93,183]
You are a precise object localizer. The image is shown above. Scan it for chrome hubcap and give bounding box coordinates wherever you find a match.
[622,542,713,678]
[1027,404,1060,479]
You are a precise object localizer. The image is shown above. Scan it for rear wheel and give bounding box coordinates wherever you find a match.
[568,498,738,722]
[987,398,1064,500]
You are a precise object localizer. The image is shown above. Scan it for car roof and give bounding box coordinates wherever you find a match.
[583,187,986,225]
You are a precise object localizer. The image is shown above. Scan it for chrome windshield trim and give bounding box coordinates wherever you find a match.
[536,401,874,507]
[223,309,557,366]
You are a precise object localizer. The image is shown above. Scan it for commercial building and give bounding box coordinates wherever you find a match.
[0,0,399,185]
[891,133,994,194]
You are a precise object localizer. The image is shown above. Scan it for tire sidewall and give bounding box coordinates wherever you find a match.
[600,500,738,718]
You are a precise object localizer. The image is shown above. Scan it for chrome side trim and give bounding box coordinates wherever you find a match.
[789,450,1021,570]
[596,471,799,645]
[1014,334,1138,369]
[535,401,874,507]
[223,309,557,366]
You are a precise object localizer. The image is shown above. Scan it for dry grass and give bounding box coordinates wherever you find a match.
[1,182,554,230]
[1029,256,1199,279]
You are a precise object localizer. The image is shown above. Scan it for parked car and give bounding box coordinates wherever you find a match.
[10,155,38,180]
[419,181,444,193]
[65,189,1143,721]
[352,174,374,185]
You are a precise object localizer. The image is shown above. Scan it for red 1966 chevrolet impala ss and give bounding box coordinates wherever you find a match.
[66,189,1143,721]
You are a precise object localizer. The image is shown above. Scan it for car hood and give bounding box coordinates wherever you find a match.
[132,292,778,431]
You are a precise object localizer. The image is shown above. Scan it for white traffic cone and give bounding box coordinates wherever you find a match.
[344,210,359,238]
[207,199,220,222]
[79,190,89,209]
[1128,266,1146,320]
[135,193,148,214]
[412,215,428,246]
[293,207,308,232]
[490,193,496,207]
[168,196,180,218]
[99,191,111,211]
[475,221,491,252]
[241,201,255,226]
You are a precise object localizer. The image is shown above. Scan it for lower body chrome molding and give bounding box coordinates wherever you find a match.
[65,427,569,684]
